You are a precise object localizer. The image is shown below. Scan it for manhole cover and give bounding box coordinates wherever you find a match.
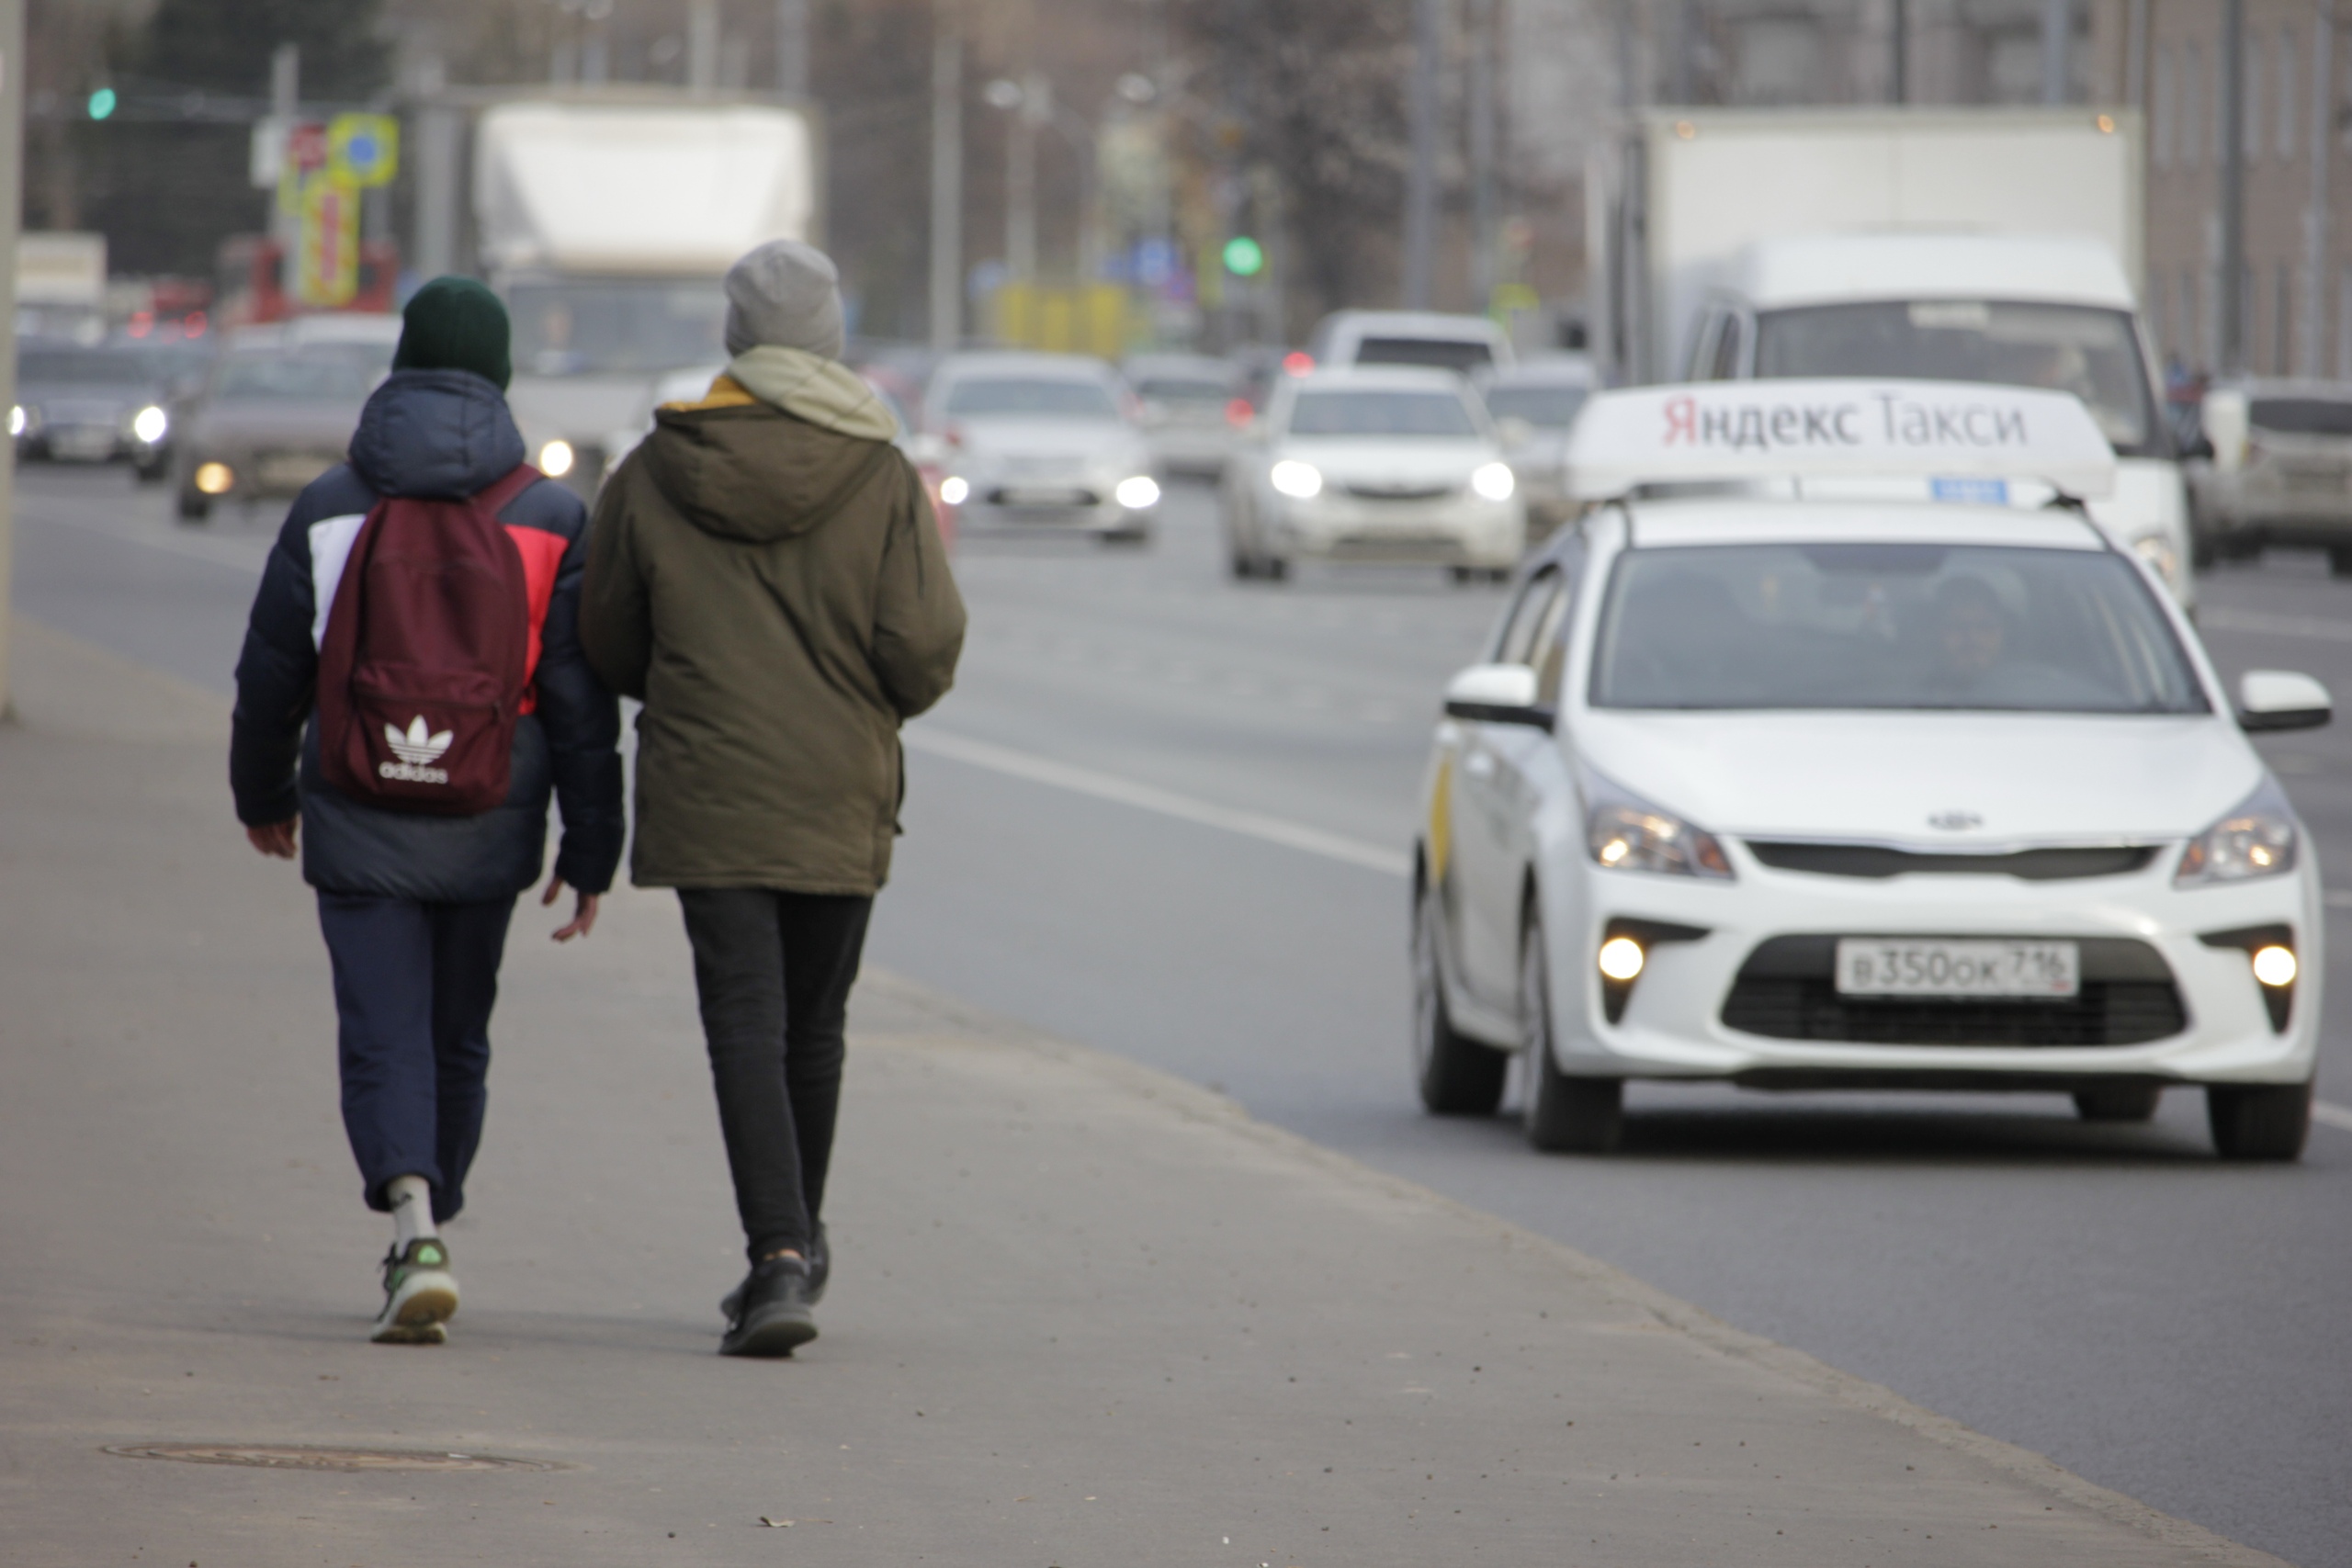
[104,1443,561,1473]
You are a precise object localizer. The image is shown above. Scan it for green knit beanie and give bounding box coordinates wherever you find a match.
[392,276,512,389]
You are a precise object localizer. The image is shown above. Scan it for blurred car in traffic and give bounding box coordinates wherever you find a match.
[917,352,1157,544]
[1306,310,1515,375]
[2186,381,2352,572]
[1222,366,1524,581]
[11,341,177,480]
[1478,357,1594,543]
[171,321,399,522]
[1418,379,2324,1162]
[1124,352,1243,479]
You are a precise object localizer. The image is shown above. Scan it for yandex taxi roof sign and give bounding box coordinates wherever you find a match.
[1563,379,2118,502]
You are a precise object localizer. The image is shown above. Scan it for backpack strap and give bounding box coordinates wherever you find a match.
[472,463,545,520]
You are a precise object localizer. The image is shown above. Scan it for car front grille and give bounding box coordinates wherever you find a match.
[1719,934,2186,1046]
[1743,841,2161,881]
[1344,482,1455,502]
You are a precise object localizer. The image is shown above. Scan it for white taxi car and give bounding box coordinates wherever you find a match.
[1415,379,2327,1160]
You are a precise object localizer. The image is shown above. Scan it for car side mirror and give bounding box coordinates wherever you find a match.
[1443,663,1554,730]
[2237,670,2332,731]
[2203,389,2251,474]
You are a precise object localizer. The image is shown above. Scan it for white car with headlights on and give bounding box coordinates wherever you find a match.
[1223,366,1525,581]
[1414,378,2326,1161]
[919,352,1158,544]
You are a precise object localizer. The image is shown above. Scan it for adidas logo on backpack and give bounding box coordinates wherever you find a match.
[379,716,456,784]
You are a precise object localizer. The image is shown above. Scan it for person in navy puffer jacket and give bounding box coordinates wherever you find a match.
[229,277,624,1345]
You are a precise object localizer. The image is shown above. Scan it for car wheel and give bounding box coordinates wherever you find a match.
[1228,549,1258,580]
[2207,1080,2312,1161]
[135,459,168,486]
[1263,556,1290,582]
[1101,525,1151,547]
[2074,1084,2163,1122]
[1521,905,1623,1154]
[175,490,211,524]
[1412,878,1506,1115]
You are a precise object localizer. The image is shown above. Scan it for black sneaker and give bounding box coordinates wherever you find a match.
[719,1254,818,1358]
[370,1238,458,1345]
[719,1223,827,1318]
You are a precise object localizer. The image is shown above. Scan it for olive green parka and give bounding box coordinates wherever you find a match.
[579,383,965,896]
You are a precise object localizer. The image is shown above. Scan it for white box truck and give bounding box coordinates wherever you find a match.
[1586,109,2192,603]
[473,96,819,491]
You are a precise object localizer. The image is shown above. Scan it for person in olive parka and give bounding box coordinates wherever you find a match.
[580,240,965,1357]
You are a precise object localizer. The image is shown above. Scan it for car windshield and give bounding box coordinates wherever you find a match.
[1354,336,1493,373]
[942,378,1120,419]
[214,351,386,401]
[1288,389,1480,438]
[1590,542,2206,714]
[507,279,729,376]
[1752,301,2159,456]
[1135,377,1229,405]
[2250,397,2352,435]
[1485,385,1589,430]
[18,350,155,387]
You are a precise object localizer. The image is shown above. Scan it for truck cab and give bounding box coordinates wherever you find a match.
[1680,232,2191,605]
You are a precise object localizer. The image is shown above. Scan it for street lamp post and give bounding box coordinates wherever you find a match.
[2222,0,2246,375]
[930,6,963,351]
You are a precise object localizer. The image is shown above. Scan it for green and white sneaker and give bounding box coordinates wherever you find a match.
[370,1238,458,1345]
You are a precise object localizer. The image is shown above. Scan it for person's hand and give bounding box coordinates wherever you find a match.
[245,819,298,859]
[542,874,600,942]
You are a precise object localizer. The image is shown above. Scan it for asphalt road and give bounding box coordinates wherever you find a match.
[12,460,2352,1566]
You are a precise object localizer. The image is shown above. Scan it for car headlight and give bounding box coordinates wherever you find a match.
[8,404,26,437]
[537,439,576,478]
[193,461,235,495]
[1270,458,1323,500]
[1471,460,1516,502]
[2132,533,2181,588]
[131,405,169,445]
[1114,474,1161,510]
[1584,768,1734,880]
[2177,774,2299,885]
[939,475,970,505]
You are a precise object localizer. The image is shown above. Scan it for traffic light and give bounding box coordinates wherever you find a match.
[86,87,118,120]
[1223,235,1265,277]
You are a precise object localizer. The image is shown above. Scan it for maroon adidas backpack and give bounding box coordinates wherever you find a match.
[315,465,541,816]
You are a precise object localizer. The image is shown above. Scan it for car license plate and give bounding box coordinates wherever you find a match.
[51,427,116,460]
[1834,939,2079,998]
[998,487,1091,509]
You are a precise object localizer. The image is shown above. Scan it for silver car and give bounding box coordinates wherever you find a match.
[2188,379,2352,572]
[919,353,1159,544]
[1478,356,1594,544]
[1124,352,1241,479]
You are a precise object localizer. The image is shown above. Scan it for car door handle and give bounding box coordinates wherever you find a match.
[1464,751,1496,780]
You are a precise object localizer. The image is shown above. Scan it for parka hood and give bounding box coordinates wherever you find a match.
[347,369,526,500]
[642,402,895,545]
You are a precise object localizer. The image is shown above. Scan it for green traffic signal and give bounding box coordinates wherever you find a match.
[87,87,118,120]
[1223,235,1265,277]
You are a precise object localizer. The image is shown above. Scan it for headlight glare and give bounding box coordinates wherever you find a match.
[8,404,25,437]
[2252,944,2299,987]
[537,439,576,478]
[2176,775,2300,885]
[1270,458,1323,500]
[1583,769,1734,880]
[938,475,970,506]
[1115,474,1161,510]
[1471,460,1516,502]
[1596,935,1646,981]
[132,404,169,444]
[193,461,234,495]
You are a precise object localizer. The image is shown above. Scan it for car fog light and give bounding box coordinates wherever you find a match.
[132,404,169,445]
[8,405,25,437]
[1270,458,1323,500]
[2252,945,2298,987]
[1596,936,1645,982]
[537,439,576,478]
[1471,461,1516,502]
[194,461,234,495]
[1115,474,1161,510]
[939,475,970,506]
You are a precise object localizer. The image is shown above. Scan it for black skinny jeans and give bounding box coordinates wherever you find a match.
[679,889,873,1265]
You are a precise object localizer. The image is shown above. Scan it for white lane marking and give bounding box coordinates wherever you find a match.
[901,728,1412,878]
[2197,604,2352,643]
[2315,1101,2352,1134]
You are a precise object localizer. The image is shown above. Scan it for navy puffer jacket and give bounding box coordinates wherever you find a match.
[230,369,625,903]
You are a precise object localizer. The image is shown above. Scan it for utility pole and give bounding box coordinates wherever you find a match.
[1006,75,1046,282]
[2041,0,2070,106]
[2222,0,2246,374]
[0,0,23,721]
[1892,0,1908,105]
[775,0,809,96]
[687,0,720,94]
[2304,0,2336,374]
[1669,0,1696,105]
[1469,0,1498,309]
[1403,0,1440,309]
[929,7,964,351]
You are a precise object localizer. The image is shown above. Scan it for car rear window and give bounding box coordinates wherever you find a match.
[2249,398,2352,436]
[942,378,1120,419]
[1287,389,1479,438]
[1135,378,1230,405]
[18,350,155,387]
[1590,541,2206,715]
[215,351,386,400]
[1485,386,1589,429]
[1353,336,1494,373]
